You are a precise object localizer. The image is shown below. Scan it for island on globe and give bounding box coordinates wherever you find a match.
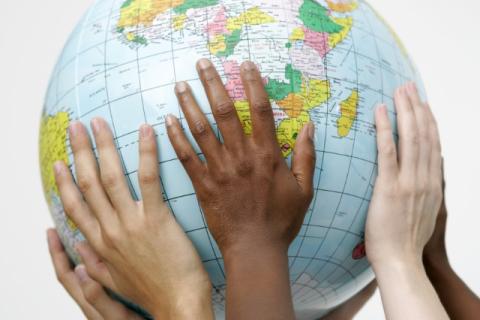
[39,0,425,318]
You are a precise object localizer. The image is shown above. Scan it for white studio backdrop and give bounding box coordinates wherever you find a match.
[0,0,479,319]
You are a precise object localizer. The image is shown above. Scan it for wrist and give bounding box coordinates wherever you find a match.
[153,283,213,320]
[372,254,429,295]
[223,236,289,265]
[371,251,425,276]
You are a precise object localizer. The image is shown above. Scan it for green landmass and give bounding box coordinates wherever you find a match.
[121,0,134,9]
[132,35,148,45]
[265,64,303,100]
[299,0,343,34]
[173,0,219,14]
[216,29,242,57]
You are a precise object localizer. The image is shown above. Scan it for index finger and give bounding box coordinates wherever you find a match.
[240,61,277,148]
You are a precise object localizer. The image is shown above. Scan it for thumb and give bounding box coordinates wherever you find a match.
[292,122,316,198]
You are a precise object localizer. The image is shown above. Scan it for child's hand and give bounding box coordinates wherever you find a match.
[47,229,143,320]
[166,58,316,319]
[365,83,443,268]
[167,58,315,254]
[54,120,213,319]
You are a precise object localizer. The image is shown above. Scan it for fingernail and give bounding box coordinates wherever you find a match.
[140,124,152,139]
[69,121,82,138]
[91,118,103,134]
[307,122,315,141]
[165,114,175,127]
[197,58,212,70]
[54,161,64,176]
[242,61,257,71]
[175,81,188,94]
[377,104,387,115]
[407,81,417,93]
[74,265,89,283]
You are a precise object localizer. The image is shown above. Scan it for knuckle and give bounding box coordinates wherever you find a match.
[192,120,209,137]
[63,200,78,217]
[83,283,102,303]
[252,100,272,115]
[101,171,120,189]
[214,101,236,119]
[178,150,193,164]
[212,169,230,185]
[380,142,396,157]
[103,227,122,244]
[138,171,158,185]
[125,222,141,236]
[77,175,93,194]
[235,159,254,177]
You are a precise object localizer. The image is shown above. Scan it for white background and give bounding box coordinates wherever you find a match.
[0,0,479,319]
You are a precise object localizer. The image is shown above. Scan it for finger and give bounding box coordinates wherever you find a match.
[291,122,316,198]
[406,83,431,179]
[53,161,102,248]
[138,124,165,214]
[196,58,245,150]
[394,84,419,174]
[166,114,206,183]
[241,61,277,148]
[75,265,133,320]
[91,118,137,218]
[374,104,399,178]
[425,103,443,183]
[174,81,222,166]
[47,229,103,320]
[76,242,116,291]
[69,121,116,227]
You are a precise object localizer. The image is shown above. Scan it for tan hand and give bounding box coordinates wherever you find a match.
[47,229,142,320]
[53,120,213,319]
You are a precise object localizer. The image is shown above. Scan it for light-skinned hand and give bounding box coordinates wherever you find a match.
[53,120,214,319]
[166,58,316,320]
[47,229,143,320]
[365,82,448,320]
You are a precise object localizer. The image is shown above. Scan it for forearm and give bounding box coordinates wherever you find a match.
[224,241,295,320]
[373,256,448,320]
[424,256,480,319]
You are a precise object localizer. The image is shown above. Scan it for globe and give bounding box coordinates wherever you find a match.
[39,0,425,318]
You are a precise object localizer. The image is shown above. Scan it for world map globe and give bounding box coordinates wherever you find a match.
[39,0,425,318]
